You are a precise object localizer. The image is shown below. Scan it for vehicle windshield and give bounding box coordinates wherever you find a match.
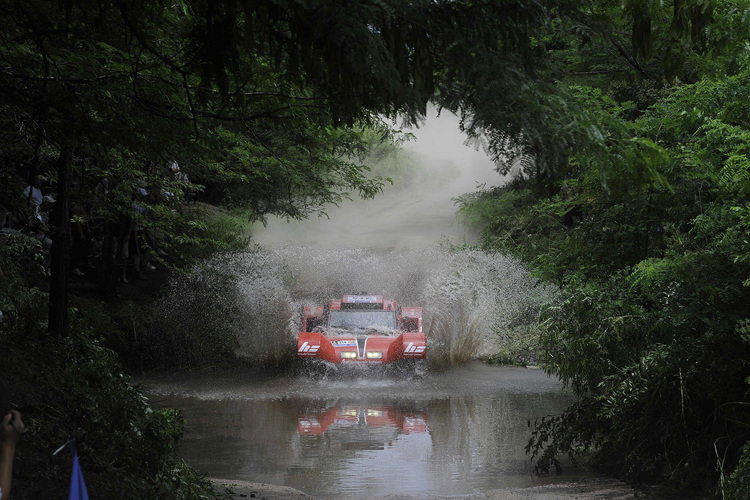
[327,310,397,332]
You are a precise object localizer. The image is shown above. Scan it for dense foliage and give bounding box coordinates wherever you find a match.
[0,1,560,496]
[458,2,750,496]
[3,0,749,497]
[0,0,563,336]
[0,236,223,499]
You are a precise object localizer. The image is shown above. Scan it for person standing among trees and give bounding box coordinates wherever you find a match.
[0,381,25,499]
[129,184,151,280]
[170,161,194,204]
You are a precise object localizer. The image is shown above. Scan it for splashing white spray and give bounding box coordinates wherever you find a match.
[161,246,553,370]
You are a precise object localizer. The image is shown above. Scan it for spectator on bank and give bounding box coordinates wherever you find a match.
[126,185,153,280]
[169,161,194,204]
[22,180,53,251]
[117,212,131,283]
[23,182,43,220]
[0,381,25,500]
[87,178,110,270]
[71,203,90,278]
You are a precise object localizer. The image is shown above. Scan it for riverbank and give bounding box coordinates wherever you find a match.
[215,478,663,499]
[484,479,671,500]
[213,479,315,499]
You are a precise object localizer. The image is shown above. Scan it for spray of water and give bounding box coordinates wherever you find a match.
[158,245,553,371]
[158,109,549,371]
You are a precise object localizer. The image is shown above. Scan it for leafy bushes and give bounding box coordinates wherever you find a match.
[460,74,750,496]
[0,221,224,498]
[726,444,750,499]
[0,330,221,499]
[168,204,254,259]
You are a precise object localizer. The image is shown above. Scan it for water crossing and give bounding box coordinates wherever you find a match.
[158,246,553,371]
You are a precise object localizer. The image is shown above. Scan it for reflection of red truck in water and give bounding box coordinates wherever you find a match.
[298,405,428,437]
[297,295,426,364]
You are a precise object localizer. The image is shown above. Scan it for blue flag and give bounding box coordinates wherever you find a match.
[68,441,89,500]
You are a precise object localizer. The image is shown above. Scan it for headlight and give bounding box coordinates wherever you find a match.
[340,351,357,359]
[366,351,383,359]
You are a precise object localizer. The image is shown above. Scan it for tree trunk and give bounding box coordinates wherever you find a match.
[48,138,74,337]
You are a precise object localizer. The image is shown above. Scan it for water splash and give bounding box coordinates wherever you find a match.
[159,246,553,370]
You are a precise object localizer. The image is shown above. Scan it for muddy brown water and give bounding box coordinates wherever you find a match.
[141,362,594,499]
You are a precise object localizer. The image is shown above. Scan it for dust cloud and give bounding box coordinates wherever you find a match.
[253,107,504,251]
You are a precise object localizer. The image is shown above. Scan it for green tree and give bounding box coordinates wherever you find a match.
[457,1,750,495]
[3,0,588,337]
[0,0,420,336]
[461,47,750,500]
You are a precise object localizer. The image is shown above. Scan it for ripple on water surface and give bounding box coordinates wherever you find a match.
[144,363,578,499]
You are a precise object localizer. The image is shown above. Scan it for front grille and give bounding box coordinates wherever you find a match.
[356,336,367,358]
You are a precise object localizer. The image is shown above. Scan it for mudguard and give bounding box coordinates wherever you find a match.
[400,331,427,359]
